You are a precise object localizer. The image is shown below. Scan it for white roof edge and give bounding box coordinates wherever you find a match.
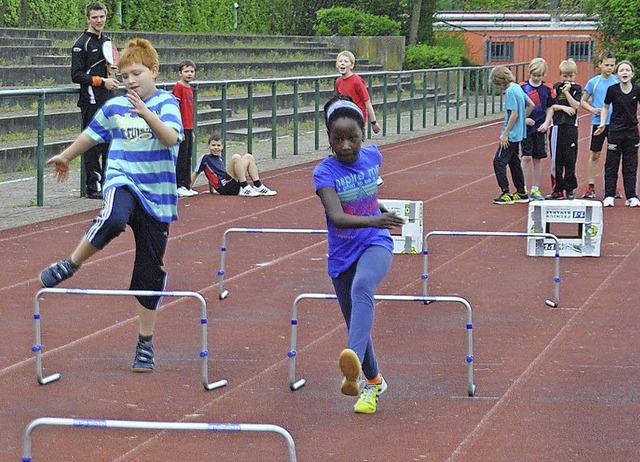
[435,11,599,21]
[434,21,598,31]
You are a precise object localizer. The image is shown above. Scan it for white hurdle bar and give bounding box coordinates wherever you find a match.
[287,293,477,397]
[33,288,228,391]
[22,417,297,462]
[217,227,327,299]
[422,231,561,308]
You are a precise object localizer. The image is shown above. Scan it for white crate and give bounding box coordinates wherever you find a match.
[527,199,603,257]
[378,199,424,254]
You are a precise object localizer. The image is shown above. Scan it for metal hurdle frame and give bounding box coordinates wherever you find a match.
[287,293,477,397]
[217,227,328,299]
[32,288,228,391]
[422,231,561,308]
[22,417,297,462]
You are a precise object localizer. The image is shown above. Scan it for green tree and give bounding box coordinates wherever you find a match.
[588,0,640,64]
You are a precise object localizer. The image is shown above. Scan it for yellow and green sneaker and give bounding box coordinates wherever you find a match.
[338,348,361,396]
[354,376,388,414]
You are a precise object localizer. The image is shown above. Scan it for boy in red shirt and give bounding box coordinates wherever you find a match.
[172,59,198,197]
[335,50,383,186]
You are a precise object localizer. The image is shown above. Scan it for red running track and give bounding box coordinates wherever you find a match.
[1,115,639,461]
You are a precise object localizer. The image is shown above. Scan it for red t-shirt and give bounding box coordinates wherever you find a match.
[172,82,194,130]
[335,73,370,123]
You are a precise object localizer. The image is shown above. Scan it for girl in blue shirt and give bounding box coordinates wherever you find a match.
[313,95,405,414]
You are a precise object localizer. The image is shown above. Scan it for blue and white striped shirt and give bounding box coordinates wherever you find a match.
[86,89,183,223]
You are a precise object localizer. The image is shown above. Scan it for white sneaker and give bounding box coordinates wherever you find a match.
[603,196,615,207]
[177,186,190,197]
[376,176,384,187]
[238,185,261,197]
[625,197,640,207]
[254,184,277,196]
[186,188,198,196]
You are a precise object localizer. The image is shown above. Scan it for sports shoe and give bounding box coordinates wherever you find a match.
[254,184,277,196]
[238,185,261,197]
[530,188,544,201]
[566,191,576,200]
[545,191,565,200]
[493,192,513,205]
[353,376,389,414]
[186,188,198,196]
[376,176,384,187]
[512,192,529,203]
[615,189,622,199]
[132,342,155,372]
[625,197,640,207]
[177,186,190,197]
[582,186,596,199]
[603,196,615,207]
[354,376,388,414]
[39,258,79,288]
[338,348,361,396]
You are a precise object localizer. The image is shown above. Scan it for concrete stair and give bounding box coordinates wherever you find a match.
[0,27,398,173]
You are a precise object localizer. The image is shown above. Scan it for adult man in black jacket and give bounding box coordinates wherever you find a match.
[71,2,120,199]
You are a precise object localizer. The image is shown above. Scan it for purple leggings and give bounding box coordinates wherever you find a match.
[331,245,392,380]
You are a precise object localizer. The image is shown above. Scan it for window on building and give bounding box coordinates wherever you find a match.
[486,41,514,62]
[567,41,593,61]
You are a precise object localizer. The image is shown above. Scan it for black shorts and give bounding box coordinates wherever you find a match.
[216,177,241,195]
[589,125,609,152]
[521,131,548,159]
[86,186,169,310]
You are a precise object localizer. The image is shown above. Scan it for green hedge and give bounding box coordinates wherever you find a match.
[313,7,401,36]
[0,0,296,33]
[404,44,465,70]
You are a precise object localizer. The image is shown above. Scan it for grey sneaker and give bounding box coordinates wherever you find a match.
[132,342,155,372]
[238,185,261,197]
[39,258,79,288]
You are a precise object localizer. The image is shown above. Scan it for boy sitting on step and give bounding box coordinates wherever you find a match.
[191,134,277,197]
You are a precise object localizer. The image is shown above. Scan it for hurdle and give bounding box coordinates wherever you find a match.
[33,288,228,391]
[217,227,328,299]
[422,230,561,308]
[22,417,297,461]
[287,293,477,397]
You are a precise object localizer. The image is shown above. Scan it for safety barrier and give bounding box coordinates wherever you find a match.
[217,227,327,299]
[32,288,228,390]
[287,293,476,397]
[22,417,296,461]
[422,231,561,307]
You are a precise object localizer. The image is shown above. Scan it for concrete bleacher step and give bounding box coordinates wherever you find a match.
[0,37,52,47]
[31,55,68,66]
[225,127,272,141]
[28,45,335,67]
[0,27,340,84]
[0,27,400,173]
[0,59,381,85]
